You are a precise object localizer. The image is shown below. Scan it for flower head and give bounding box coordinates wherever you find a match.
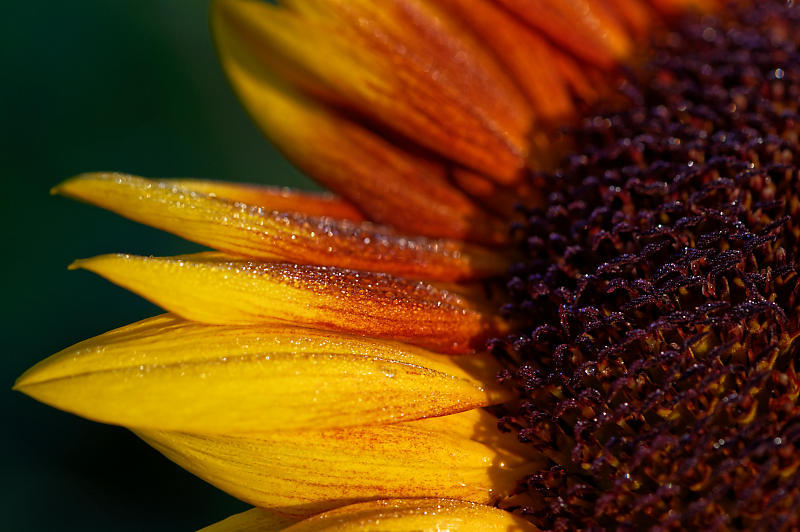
[15,0,800,529]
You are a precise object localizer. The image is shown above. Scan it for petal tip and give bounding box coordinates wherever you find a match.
[14,352,55,391]
[11,376,25,393]
[51,173,91,197]
[68,253,124,273]
[50,173,92,197]
[52,171,135,197]
[67,255,102,273]
[13,365,47,399]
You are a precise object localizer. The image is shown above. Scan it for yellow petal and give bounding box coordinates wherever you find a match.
[404,408,541,462]
[282,499,539,532]
[167,179,365,221]
[137,413,536,519]
[212,0,532,184]
[200,508,296,532]
[14,314,511,433]
[54,173,505,281]
[69,252,508,354]
[210,26,507,244]
[203,500,538,531]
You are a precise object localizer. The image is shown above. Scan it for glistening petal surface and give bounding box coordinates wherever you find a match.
[14,314,510,433]
[211,27,507,244]
[166,178,365,221]
[205,500,538,531]
[436,0,576,122]
[70,252,508,353]
[282,499,539,531]
[138,412,535,519]
[213,0,533,183]
[54,173,505,281]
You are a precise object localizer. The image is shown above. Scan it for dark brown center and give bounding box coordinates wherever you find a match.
[496,2,800,529]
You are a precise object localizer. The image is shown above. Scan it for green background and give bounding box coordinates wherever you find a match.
[2,1,313,529]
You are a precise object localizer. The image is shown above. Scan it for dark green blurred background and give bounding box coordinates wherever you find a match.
[2,2,313,529]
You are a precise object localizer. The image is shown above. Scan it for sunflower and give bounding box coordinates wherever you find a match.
[14,0,800,530]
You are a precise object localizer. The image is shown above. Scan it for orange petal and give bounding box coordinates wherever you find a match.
[603,0,656,38]
[167,179,365,221]
[550,44,605,107]
[209,31,508,245]
[54,173,506,281]
[452,168,541,219]
[14,314,510,433]
[281,499,539,531]
[69,252,508,354]
[138,413,535,518]
[496,0,633,69]
[212,0,533,184]
[436,0,576,123]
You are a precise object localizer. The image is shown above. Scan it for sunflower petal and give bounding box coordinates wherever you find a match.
[210,31,508,245]
[137,416,535,519]
[549,45,605,107]
[200,508,297,532]
[495,0,633,68]
[14,314,511,433]
[206,500,538,531]
[54,173,506,281]
[69,252,507,353]
[212,0,532,183]
[436,0,575,123]
[452,168,540,219]
[281,499,538,531]
[167,179,364,221]
[604,0,655,38]
[404,408,543,462]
